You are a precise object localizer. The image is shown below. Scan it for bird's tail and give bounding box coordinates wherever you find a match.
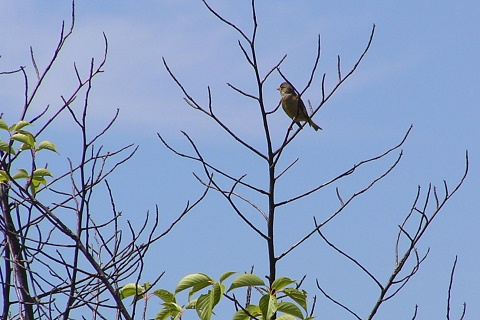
[309,119,322,131]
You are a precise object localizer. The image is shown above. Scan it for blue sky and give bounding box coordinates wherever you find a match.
[1,1,479,319]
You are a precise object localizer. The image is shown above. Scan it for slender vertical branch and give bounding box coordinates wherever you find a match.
[1,186,35,320]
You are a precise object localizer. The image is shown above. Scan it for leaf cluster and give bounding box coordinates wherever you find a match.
[119,273,313,320]
[0,119,57,194]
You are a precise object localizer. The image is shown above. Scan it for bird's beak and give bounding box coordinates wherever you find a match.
[276,87,280,91]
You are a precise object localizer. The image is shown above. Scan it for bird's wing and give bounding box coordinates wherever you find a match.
[296,96,310,118]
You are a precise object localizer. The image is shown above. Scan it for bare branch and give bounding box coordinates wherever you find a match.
[237,40,254,67]
[193,172,268,221]
[262,54,287,85]
[157,133,268,195]
[278,149,403,260]
[275,158,299,180]
[277,125,412,207]
[366,152,469,319]
[314,219,383,289]
[337,55,342,81]
[19,0,76,122]
[29,46,40,80]
[178,131,268,240]
[201,0,251,43]
[162,58,268,160]
[300,34,322,96]
[335,187,344,206]
[227,82,258,100]
[316,280,361,320]
[447,256,466,320]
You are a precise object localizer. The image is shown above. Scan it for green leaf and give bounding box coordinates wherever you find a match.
[10,120,31,132]
[194,283,224,320]
[11,132,35,150]
[190,278,216,299]
[0,119,9,131]
[12,169,30,180]
[143,282,152,291]
[33,168,53,178]
[37,141,58,153]
[185,299,197,309]
[259,294,278,320]
[277,302,304,319]
[196,293,214,320]
[219,271,237,283]
[0,141,15,154]
[283,288,308,311]
[271,277,296,292]
[119,283,145,300]
[11,133,29,144]
[157,302,184,320]
[31,177,47,194]
[175,273,213,295]
[121,284,145,299]
[153,289,176,303]
[228,274,266,292]
[162,302,184,312]
[276,315,298,320]
[233,305,262,320]
[154,308,174,320]
[211,283,224,308]
[19,143,31,152]
[0,170,10,182]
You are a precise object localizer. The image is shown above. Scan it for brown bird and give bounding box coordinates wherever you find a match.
[277,82,322,131]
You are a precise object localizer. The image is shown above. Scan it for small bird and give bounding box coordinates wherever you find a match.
[277,82,322,131]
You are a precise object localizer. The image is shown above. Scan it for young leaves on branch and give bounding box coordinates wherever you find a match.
[0,119,58,194]
[119,273,314,320]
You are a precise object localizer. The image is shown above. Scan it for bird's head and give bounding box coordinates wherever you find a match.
[277,82,295,95]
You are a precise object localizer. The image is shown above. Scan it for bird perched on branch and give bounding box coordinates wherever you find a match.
[277,82,322,131]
